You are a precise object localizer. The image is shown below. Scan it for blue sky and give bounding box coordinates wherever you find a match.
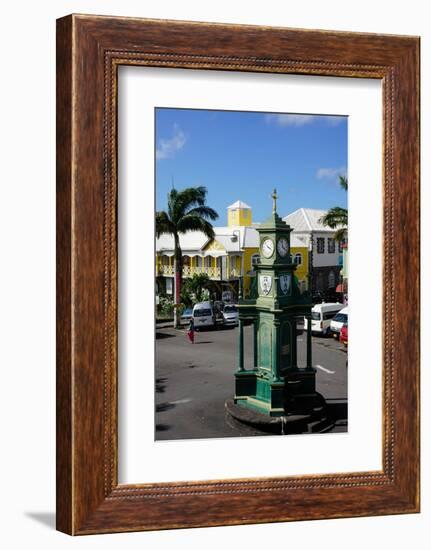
[155,108,347,225]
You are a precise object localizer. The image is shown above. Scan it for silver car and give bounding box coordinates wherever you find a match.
[222,304,239,326]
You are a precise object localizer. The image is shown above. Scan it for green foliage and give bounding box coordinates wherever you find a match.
[320,206,348,228]
[158,295,174,317]
[339,175,348,191]
[181,273,211,306]
[180,286,193,308]
[155,186,219,240]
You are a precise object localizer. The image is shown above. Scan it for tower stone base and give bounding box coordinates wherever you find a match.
[234,367,325,418]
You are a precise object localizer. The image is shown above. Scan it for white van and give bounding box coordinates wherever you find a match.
[192,301,216,330]
[305,303,344,336]
[330,306,348,337]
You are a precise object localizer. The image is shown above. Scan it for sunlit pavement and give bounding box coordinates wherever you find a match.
[155,325,347,440]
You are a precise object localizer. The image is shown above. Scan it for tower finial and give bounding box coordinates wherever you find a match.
[271,188,278,213]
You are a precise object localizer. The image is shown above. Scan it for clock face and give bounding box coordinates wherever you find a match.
[277,237,289,257]
[261,238,274,258]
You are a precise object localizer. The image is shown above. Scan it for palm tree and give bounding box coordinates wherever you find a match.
[156,186,218,328]
[338,175,348,191]
[320,176,348,241]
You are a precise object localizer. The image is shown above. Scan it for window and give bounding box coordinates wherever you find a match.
[323,311,337,320]
[165,278,173,295]
[204,256,212,268]
[193,308,212,317]
[294,253,302,265]
[333,312,348,324]
[328,238,335,253]
[196,256,203,267]
[316,238,325,253]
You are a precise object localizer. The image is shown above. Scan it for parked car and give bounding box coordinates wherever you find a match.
[192,302,216,330]
[340,322,348,346]
[304,302,344,336]
[222,304,239,327]
[180,307,193,323]
[330,307,348,337]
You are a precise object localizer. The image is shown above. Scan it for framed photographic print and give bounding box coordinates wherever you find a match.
[56,14,420,534]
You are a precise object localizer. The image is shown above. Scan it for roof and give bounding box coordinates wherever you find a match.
[283,208,342,233]
[227,200,251,210]
[156,231,210,254]
[155,226,254,255]
[156,225,308,254]
[208,226,259,252]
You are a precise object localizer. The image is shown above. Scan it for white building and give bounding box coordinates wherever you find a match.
[155,200,261,299]
[282,208,344,293]
[156,200,310,300]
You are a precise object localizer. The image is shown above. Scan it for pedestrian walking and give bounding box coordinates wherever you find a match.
[187,318,195,344]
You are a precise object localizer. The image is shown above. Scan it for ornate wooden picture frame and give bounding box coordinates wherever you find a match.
[56,14,420,534]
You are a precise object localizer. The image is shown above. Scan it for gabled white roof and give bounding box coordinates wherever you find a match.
[227,200,251,210]
[243,227,260,248]
[212,227,243,253]
[283,208,342,232]
[156,231,210,253]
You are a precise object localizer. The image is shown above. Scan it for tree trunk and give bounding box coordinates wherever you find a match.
[173,237,182,328]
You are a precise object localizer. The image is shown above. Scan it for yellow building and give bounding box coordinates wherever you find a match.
[290,236,309,294]
[156,200,309,300]
[227,200,252,227]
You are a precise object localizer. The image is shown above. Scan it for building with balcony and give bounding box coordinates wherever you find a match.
[156,200,309,301]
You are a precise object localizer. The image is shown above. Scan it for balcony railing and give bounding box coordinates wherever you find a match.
[157,265,174,276]
[156,264,221,280]
[183,265,221,280]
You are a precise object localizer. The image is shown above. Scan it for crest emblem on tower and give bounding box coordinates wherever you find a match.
[279,273,291,295]
[259,274,272,295]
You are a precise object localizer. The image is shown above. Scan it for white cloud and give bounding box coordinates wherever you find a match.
[265,113,346,127]
[324,115,345,126]
[265,113,316,127]
[156,124,186,160]
[316,166,347,181]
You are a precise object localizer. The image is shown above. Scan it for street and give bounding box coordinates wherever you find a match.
[155,324,347,440]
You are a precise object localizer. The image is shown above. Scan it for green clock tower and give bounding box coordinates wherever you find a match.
[233,190,322,419]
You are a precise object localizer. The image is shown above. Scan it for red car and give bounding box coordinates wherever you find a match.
[340,323,348,346]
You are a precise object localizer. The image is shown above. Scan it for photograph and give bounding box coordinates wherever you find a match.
[0,0,423,544]
[155,107,349,440]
